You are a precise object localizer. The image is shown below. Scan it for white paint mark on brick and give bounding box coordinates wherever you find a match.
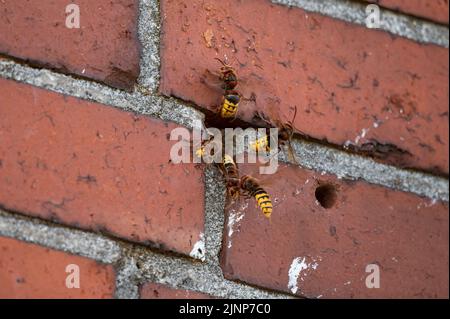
[190,233,205,261]
[287,256,321,294]
[288,257,308,294]
[226,205,246,249]
[355,128,370,144]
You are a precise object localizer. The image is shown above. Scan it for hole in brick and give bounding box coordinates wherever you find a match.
[315,184,337,209]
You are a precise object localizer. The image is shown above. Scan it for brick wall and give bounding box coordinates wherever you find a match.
[0,0,448,299]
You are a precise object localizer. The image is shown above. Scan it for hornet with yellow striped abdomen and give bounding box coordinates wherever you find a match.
[220,90,241,119]
[240,175,273,218]
[214,58,242,120]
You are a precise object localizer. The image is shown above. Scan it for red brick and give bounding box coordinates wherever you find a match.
[366,0,449,25]
[0,236,115,298]
[0,0,140,90]
[0,78,205,256]
[160,0,449,175]
[139,282,213,299]
[220,163,449,298]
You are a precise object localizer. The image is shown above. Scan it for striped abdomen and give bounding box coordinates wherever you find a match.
[240,175,272,218]
[254,189,273,218]
[220,91,240,119]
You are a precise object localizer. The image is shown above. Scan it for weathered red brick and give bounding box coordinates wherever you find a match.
[160,0,449,175]
[366,0,449,25]
[0,236,115,298]
[140,282,213,299]
[0,0,140,90]
[0,78,205,256]
[220,163,449,298]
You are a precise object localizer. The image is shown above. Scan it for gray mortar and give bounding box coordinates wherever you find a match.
[204,166,227,263]
[115,256,141,299]
[0,210,121,263]
[272,0,449,48]
[0,60,204,132]
[286,140,449,202]
[137,0,161,93]
[123,244,293,299]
